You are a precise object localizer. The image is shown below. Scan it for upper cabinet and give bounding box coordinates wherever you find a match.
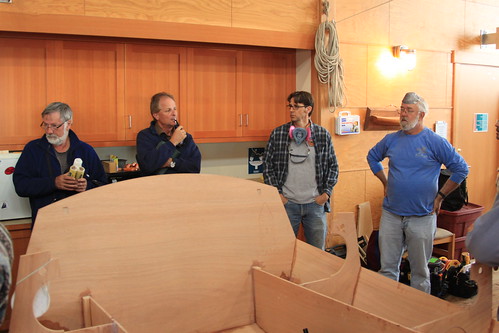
[241,50,295,138]
[186,48,241,140]
[47,40,126,143]
[0,38,50,150]
[125,44,186,142]
[0,35,296,150]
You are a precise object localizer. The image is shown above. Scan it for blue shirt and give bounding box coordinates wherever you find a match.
[367,127,469,216]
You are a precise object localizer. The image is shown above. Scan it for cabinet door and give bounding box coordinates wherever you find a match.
[125,44,185,142]
[241,50,295,138]
[186,48,241,139]
[47,40,125,143]
[0,38,48,150]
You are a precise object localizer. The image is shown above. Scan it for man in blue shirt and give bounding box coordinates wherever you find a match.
[367,92,468,293]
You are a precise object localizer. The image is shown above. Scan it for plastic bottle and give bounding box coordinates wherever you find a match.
[68,158,85,179]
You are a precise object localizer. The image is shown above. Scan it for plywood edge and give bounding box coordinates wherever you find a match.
[0,12,314,50]
[252,267,418,332]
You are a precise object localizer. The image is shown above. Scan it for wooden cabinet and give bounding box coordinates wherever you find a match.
[48,40,126,143]
[0,35,296,149]
[241,50,295,138]
[186,48,296,142]
[0,38,49,150]
[186,48,241,139]
[125,44,186,141]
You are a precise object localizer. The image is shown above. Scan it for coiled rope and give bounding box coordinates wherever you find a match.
[314,0,345,112]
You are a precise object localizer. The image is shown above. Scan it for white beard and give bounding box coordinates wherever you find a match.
[400,115,419,131]
[46,125,69,146]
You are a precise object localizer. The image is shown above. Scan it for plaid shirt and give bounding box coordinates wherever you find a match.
[263,121,339,212]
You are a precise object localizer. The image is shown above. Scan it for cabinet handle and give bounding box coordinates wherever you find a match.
[128,115,132,129]
[245,114,249,127]
[239,114,243,127]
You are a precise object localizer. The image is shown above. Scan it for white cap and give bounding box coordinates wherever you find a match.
[73,158,83,168]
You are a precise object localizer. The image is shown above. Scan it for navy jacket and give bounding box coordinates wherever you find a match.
[13,130,108,224]
[136,121,201,176]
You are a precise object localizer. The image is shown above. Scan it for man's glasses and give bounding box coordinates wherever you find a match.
[397,108,417,115]
[40,121,66,130]
[286,104,307,111]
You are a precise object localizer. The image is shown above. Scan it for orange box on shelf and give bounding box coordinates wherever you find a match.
[437,203,484,238]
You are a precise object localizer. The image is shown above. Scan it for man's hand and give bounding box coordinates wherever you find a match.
[433,195,444,215]
[315,193,329,206]
[170,126,187,146]
[55,174,86,192]
[279,193,288,205]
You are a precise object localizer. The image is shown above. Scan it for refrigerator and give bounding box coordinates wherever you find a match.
[0,152,31,221]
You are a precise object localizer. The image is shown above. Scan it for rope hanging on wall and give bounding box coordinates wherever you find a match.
[314,0,346,112]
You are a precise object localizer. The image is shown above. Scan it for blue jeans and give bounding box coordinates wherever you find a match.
[284,201,327,250]
[378,208,436,293]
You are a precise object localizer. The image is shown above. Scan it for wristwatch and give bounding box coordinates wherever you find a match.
[169,160,176,168]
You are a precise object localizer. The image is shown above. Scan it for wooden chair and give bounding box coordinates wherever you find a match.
[433,227,456,260]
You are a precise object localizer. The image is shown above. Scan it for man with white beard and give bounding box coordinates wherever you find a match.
[14,102,107,227]
[366,92,469,293]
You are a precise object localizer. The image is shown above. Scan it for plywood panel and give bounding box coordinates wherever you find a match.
[367,46,452,108]
[85,0,232,27]
[453,63,499,210]
[332,0,388,23]
[339,44,367,107]
[0,0,83,15]
[463,2,499,50]
[390,0,465,51]
[335,3,390,45]
[24,175,296,332]
[232,0,317,34]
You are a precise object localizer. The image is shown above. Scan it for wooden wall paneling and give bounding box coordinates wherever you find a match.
[332,0,388,23]
[367,46,452,108]
[463,1,499,50]
[335,3,390,45]
[241,50,295,138]
[339,44,368,107]
[0,38,48,150]
[389,0,465,52]
[48,40,126,143]
[232,0,318,34]
[84,0,232,27]
[124,44,185,142]
[186,48,241,139]
[453,62,499,210]
[0,0,83,15]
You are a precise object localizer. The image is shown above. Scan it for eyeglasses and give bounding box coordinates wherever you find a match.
[397,107,417,115]
[286,104,307,111]
[40,121,66,130]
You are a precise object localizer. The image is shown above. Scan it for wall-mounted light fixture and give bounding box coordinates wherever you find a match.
[480,28,498,49]
[392,45,416,71]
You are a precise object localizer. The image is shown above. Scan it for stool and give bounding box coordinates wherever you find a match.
[433,227,455,260]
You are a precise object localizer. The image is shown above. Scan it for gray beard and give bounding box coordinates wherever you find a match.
[400,117,418,131]
[46,129,69,146]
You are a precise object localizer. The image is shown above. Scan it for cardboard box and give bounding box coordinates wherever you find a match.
[102,160,118,173]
